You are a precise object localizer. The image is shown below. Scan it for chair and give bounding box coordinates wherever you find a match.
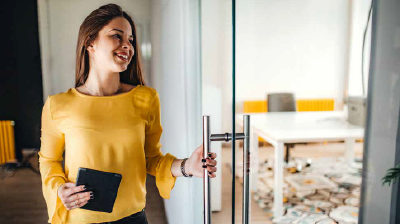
[267,93,296,163]
[267,93,296,112]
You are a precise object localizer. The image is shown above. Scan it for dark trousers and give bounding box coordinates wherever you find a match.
[95,209,148,224]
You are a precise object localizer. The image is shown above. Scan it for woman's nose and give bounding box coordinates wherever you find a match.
[122,40,131,50]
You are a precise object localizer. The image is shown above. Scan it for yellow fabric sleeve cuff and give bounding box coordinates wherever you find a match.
[155,153,177,199]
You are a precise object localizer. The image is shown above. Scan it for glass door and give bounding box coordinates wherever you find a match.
[205,0,373,223]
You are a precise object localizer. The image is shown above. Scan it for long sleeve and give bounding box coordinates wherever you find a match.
[38,95,68,223]
[144,91,177,199]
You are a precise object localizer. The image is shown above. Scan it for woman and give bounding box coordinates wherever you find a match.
[38,4,217,224]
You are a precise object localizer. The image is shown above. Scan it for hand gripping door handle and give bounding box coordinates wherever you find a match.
[203,115,251,224]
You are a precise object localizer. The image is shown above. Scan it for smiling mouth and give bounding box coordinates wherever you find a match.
[115,53,128,62]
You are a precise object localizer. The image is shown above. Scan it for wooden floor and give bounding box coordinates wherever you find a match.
[0,151,167,224]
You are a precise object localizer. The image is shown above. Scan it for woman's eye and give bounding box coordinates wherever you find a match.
[113,34,133,45]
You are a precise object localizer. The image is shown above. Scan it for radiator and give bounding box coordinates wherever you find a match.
[243,101,268,113]
[243,99,335,113]
[0,120,17,165]
[297,99,335,112]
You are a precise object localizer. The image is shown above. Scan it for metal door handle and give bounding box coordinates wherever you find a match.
[203,116,211,224]
[203,115,251,224]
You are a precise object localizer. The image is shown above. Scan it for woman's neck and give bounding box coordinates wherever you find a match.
[84,68,122,96]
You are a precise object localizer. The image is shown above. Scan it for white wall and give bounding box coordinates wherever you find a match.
[38,0,151,100]
[151,1,203,224]
[201,0,372,133]
[236,0,350,102]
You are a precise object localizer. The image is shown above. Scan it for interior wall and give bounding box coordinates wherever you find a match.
[236,0,350,103]
[151,0,203,224]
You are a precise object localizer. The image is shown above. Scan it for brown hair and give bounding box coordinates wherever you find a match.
[75,3,146,88]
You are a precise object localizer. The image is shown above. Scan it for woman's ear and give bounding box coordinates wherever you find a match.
[86,43,94,53]
[86,39,96,54]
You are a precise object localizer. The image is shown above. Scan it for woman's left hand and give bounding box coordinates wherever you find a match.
[186,144,217,178]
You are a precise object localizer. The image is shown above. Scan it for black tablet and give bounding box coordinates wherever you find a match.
[75,167,122,213]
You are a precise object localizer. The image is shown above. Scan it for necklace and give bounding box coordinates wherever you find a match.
[83,82,123,96]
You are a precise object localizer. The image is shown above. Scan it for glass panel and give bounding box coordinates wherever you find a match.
[234,0,374,223]
[201,1,235,223]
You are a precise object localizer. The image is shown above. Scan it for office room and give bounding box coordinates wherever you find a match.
[1,0,399,224]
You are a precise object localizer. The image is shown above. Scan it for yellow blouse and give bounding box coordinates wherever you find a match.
[38,85,177,224]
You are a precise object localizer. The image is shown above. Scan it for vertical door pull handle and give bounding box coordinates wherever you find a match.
[203,115,250,224]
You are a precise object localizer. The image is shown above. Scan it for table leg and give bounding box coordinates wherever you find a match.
[273,141,284,218]
[345,138,355,164]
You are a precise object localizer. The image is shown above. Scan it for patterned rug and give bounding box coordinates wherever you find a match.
[234,157,363,224]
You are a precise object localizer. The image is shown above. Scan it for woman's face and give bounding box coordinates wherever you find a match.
[88,17,134,73]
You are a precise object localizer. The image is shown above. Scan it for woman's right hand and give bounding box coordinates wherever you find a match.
[57,182,93,210]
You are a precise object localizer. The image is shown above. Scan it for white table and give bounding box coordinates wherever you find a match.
[236,111,364,219]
